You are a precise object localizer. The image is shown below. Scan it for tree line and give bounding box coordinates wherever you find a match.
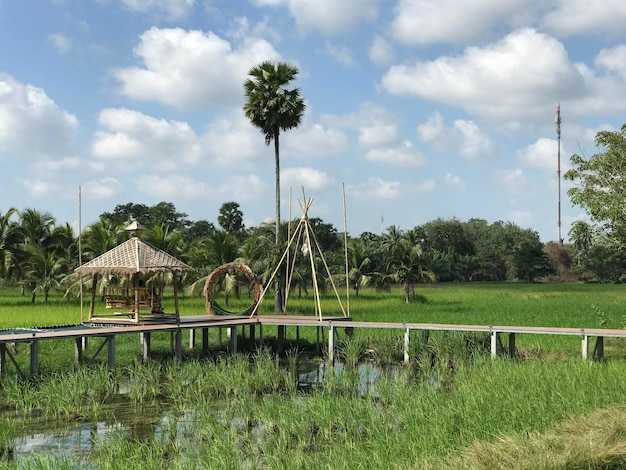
[0,200,568,305]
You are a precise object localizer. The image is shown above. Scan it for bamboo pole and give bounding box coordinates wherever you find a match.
[342,183,350,318]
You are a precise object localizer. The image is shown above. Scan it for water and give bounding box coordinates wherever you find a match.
[0,360,395,465]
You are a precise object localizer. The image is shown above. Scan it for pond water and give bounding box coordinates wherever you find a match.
[1,361,395,465]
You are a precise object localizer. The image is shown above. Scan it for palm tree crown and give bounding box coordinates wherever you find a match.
[244,61,305,146]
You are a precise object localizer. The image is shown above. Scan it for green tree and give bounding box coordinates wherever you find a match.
[101,202,188,232]
[346,239,374,296]
[385,237,435,303]
[0,208,20,280]
[512,233,554,282]
[244,60,306,312]
[217,201,244,234]
[183,220,216,243]
[81,218,126,261]
[565,124,626,243]
[568,220,594,268]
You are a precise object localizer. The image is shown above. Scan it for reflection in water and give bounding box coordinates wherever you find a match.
[1,361,393,464]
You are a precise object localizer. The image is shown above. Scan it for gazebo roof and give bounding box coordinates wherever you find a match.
[75,237,194,276]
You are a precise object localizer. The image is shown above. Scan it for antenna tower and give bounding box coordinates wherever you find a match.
[555,103,562,244]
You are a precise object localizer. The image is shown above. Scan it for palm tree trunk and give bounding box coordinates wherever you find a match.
[274,131,283,312]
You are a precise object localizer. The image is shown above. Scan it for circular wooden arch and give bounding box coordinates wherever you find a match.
[204,262,262,315]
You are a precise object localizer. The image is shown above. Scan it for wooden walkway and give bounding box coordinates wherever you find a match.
[0,315,623,378]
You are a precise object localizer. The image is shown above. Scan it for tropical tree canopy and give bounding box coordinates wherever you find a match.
[565,124,626,243]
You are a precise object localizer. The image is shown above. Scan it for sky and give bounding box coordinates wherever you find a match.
[1,0,626,243]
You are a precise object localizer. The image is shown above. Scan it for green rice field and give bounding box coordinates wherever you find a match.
[1,282,626,468]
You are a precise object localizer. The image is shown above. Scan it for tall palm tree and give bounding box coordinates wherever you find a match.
[244,60,306,311]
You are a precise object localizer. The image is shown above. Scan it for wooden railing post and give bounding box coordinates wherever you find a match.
[404,326,410,363]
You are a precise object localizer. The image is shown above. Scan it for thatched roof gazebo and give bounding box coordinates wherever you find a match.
[75,236,194,323]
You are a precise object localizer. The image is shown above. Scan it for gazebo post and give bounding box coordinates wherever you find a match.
[173,273,180,322]
[88,274,98,322]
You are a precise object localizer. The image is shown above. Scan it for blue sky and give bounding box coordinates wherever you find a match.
[1,0,626,242]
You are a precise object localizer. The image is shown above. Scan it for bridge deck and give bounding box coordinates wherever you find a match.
[0,315,622,378]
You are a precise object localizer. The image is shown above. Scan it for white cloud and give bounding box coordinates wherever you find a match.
[358,122,400,147]
[416,112,444,142]
[369,35,393,65]
[139,172,267,206]
[48,33,71,54]
[595,45,626,78]
[412,179,436,192]
[113,27,280,110]
[283,123,348,159]
[281,167,331,190]
[36,157,105,175]
[453,120,495,161]
[217,174,267,202]
[202,113,262,169]
[324,42,355,67]
[0,75,77,159]
[253,0,379,35]
[518,138,559,173]
[137,174,212,199]
[541,0,626,36]
[82,177,123,200]
[16,179,60,198]
[391,0,533,45]
[382,28,587,123]
[491,168,527,194]
[444,173,466,190]
[349,177,401,200]
[91,108,201,165]
[121,0,196,20]
[365,140,425,167]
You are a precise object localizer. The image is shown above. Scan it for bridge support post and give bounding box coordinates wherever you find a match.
[0,343,6,376]
[508,333,516,358]
[142,332,151,364]
[594,336,604,361]
[30,340,39,378]
[277,325,286,355]
[175,330,182,361]
[189,329,196,350]
[229,326,237,355]
[490,331,498,358]
[328,322,334,366]
[75,337,83,364]
[404,326,410,363]
[107,335,115,369]
[202,328,209,354]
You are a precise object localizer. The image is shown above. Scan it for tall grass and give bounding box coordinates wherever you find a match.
[3,283,626,467]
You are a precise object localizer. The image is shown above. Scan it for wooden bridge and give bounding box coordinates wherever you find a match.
[0,315,623,379]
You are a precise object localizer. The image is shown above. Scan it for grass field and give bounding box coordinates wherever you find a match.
[4,281,624,362]
[2,282,626,468]
[2,281,624,329]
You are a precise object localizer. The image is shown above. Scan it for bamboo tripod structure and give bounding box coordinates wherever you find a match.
[250,191,348,320]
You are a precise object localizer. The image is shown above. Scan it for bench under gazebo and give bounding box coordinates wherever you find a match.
[75,236,194,324]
